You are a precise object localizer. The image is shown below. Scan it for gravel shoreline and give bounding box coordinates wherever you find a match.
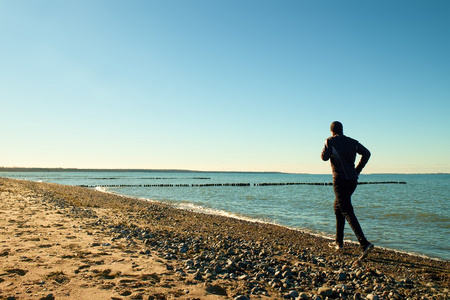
[0,178,448,299]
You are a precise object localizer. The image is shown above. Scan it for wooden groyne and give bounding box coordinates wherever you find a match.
[78,181,406,188]
[256,181,406,186]
[359,181,407,185]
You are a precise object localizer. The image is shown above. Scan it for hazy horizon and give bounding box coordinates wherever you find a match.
[1,166,448,175]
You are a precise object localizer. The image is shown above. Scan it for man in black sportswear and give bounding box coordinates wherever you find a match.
[321,121,374,259]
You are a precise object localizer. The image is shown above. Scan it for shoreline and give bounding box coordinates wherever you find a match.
[97,187,446,263]
[1,178,448,299]
[166,201,447,263]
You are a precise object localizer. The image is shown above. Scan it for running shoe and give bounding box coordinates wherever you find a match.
[359,243,374,260]
[328,242,343,251]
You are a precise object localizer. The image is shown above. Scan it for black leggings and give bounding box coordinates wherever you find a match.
[333,178,370,249]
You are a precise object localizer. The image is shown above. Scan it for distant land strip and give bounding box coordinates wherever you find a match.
[78,181,406,188]
[0,167,284,174]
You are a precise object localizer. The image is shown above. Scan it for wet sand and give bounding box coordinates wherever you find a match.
[0,178,448,299]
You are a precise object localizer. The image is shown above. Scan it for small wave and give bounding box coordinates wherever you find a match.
[172,202,278,225]
[94,186,108,193]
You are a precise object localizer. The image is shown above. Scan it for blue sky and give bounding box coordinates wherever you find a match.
[1,0,449,173]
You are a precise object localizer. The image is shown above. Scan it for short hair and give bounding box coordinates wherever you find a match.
[330,121,343,134]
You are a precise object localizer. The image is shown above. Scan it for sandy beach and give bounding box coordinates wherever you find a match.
[0,178,448,300]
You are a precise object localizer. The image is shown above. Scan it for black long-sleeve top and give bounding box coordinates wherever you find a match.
[321,134,371,180]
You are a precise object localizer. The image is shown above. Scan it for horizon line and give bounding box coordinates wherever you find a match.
[0,167,448,175]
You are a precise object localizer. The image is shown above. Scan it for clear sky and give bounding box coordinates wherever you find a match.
[1,0,449,173]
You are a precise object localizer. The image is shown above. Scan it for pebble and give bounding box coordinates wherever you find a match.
[337,271,347,281]
[286,290,299,298]
[298,292,309,299]
[366,293,379,300]
[139,249,151,255]
[318,286,333,297]
[234,296,249,300]
[193,271,202,280]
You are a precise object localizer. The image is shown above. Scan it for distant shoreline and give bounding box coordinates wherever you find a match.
[0,167,287,174]
[0,167,448,175]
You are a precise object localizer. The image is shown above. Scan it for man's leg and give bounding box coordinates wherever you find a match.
[334,179,370,249]
[334,199,345,247]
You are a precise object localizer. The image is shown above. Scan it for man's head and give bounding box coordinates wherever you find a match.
[330,121,343,135]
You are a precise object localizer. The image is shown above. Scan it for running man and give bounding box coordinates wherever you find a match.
[321,121,374,259]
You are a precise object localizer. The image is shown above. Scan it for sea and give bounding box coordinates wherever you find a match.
[1,171,448,261]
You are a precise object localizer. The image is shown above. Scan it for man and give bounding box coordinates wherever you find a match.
[321,121,374,260]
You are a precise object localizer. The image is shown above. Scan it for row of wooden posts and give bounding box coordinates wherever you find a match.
[79,181,406,188]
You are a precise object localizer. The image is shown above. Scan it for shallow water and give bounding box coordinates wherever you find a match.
[2,172,448,260]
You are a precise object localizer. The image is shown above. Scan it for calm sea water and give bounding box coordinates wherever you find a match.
[1,172,448,261]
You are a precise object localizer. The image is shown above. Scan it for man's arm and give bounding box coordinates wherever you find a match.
[321,139,332,161]
[355,143,371,174]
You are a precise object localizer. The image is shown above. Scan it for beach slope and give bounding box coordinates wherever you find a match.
[0,178,448,299]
